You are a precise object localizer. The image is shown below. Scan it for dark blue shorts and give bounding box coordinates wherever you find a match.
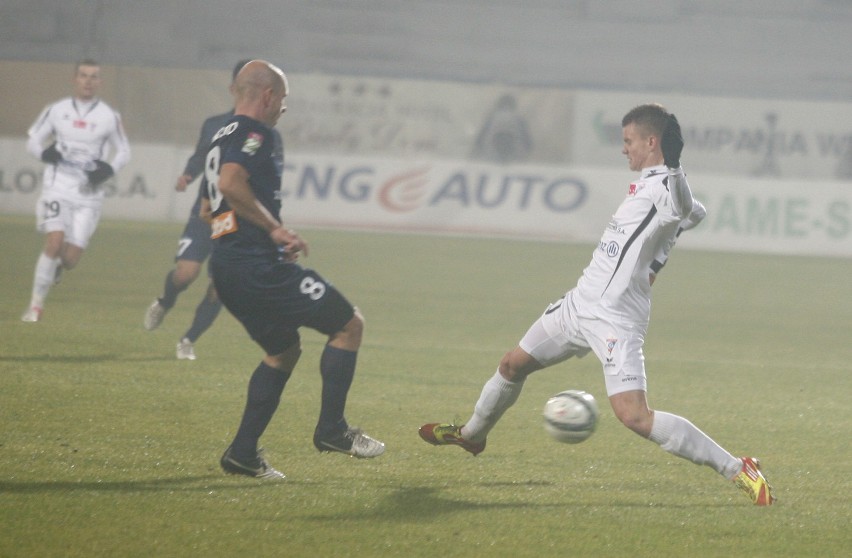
[175,216,213,263]
[211,257,355,355]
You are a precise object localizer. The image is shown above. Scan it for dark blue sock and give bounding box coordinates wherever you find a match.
[183,289,222,342]
[231,362,291,459]
[160,270,188,310]
[316,346,357,438]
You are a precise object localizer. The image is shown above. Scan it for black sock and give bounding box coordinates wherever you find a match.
[183,290,222,342]
[160,270,188,310]
[230,362,291,460]
[316,346,357,438]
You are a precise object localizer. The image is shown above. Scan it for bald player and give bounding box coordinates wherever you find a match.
[201,61,384,479]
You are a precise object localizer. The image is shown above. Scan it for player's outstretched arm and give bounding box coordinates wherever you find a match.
[679,199,707,232]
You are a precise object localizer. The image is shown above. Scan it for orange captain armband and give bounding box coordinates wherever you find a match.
[210,210,239,239]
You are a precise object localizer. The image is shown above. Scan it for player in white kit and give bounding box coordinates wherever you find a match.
[21,59,131,322]
[420,104,775,506]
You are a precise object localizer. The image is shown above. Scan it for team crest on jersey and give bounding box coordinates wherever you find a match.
[604,338,618,367]
[628,183,637,195]
[241,132,264,155]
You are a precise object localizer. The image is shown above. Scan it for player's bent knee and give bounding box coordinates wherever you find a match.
[346,313,364,341]
[330,312,363,350]
[61,254,82,270]
[172,269,200,286]
[266,343,302,371]
[613,406,653,437]
[498,348,541,381]
[352,306,365,326]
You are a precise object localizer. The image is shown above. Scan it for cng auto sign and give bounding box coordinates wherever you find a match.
[2,138,848,257]
[278,154,611,241]
[278,154,851,257]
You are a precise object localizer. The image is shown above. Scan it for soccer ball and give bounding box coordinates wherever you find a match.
[542,390,599,444]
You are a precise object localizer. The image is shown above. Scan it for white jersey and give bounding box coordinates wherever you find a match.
[27,96,131,207]
[573,165,703,329]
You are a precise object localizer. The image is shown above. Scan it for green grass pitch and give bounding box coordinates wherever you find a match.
[1,214,850,557]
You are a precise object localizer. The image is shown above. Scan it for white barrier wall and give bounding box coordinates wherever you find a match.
[2,139,849,258]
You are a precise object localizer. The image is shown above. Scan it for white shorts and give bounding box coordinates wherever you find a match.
[519,290,648,396]
[36,194,101,249]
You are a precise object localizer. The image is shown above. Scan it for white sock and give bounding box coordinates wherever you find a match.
[649,411,742,479]
[461,370,524,443]
[30,253,60,309]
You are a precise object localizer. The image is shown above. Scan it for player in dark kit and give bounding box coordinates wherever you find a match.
[202,60,384,479]
[144,60,280,361]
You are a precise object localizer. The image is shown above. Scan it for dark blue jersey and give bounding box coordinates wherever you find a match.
[186,110,234,216]
[185,110,235,180]
[186,110,283,217]
[203,115,285,261]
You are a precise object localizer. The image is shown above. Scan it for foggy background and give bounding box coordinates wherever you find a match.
[2,0,850,101]
[1,0,850,254]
